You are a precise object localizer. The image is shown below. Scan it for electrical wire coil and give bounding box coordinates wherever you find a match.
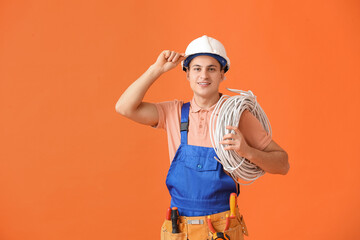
[209,88,272,185]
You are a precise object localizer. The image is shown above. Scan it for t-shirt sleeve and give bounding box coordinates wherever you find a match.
[239,110,272,150]
[153,100,182,130]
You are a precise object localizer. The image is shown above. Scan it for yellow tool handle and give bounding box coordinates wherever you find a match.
[229,193,237,219]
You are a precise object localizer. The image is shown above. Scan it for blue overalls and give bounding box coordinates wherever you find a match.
[166,102,238,217]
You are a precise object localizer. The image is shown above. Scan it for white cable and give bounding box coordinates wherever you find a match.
[210,89,272,185]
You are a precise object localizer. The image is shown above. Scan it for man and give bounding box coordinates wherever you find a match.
[116,35,289,240]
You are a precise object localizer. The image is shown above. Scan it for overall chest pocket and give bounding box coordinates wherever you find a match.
[184,155,219,172]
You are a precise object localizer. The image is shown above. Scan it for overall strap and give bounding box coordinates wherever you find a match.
[180,102,190,144]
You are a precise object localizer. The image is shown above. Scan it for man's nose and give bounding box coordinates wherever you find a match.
[200,69,208,79]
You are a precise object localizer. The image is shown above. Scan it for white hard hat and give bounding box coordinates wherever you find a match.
[182,35,230,72]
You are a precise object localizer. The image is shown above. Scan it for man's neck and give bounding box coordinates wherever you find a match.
[193,93,220,109]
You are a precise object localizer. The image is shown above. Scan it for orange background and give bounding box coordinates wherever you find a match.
[1,0,359,239]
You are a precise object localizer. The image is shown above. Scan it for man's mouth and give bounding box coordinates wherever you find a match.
[198,82,211,86]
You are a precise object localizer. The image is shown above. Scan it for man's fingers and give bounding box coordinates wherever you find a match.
[179,53,186,60]
[179,55,186,61]
[172,53,181,62]
[163,50,171,59]
[220,140,236,145]
[168,51,177,62]
[223,146,236,151]
[156,51,186,71]
[226,126,237,131]
[222,133,235,140]
[226,126,241,135]
[166,51,173,61]
[173,54,186,64]
[161,51,185,63]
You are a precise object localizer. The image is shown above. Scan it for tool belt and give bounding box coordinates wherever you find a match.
[161,208,248,240]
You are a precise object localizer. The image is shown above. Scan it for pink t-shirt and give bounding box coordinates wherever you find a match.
[155,98,272,162]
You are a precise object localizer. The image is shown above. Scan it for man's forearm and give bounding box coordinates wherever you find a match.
[115,65,163,116]
[244,147,289,175]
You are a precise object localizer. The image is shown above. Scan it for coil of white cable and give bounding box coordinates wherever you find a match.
[209,88,272,185]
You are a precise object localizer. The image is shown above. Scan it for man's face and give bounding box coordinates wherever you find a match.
[186,55,225,99]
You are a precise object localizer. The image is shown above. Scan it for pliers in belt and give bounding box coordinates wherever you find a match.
[207,214,230,240]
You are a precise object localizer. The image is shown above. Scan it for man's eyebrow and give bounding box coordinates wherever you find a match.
[191,64,218,68]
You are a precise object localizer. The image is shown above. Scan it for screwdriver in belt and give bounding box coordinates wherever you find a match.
[166,207,171,220]
[229,193,237,219]
[171,207,180,233]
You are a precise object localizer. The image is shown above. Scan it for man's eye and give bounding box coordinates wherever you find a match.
[209,68,215,71]
[193,68,201,71]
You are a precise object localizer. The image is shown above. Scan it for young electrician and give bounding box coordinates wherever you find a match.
[116,35,289,240]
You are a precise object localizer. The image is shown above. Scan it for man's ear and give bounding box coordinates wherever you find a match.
[220,70,225,82]
[186,69,190,80]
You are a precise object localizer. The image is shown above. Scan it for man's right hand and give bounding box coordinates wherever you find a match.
[153,50,186,74]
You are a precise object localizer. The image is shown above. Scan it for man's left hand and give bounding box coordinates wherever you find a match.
[219,126,250,158]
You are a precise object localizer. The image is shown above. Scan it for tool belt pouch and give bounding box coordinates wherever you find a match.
[160,214,248,240]
[161,220,187,240]
[209,214,249,240]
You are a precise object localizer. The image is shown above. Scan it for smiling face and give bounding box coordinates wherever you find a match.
[186,55,225,100]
